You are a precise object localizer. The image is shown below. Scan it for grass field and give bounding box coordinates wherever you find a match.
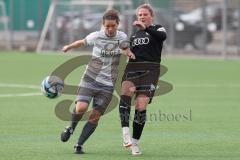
[0,52,240,160]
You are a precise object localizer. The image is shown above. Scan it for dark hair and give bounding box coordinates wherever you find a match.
[136,4,154,17]
[102,9,120,24]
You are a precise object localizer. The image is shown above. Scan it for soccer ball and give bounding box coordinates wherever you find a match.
[41,76,64,99]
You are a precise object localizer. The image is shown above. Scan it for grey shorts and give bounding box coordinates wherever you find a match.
[76,75,114,113]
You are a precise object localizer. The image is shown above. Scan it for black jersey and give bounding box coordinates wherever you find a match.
[129,24,167,63]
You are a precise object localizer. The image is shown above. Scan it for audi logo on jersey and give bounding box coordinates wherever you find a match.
[132,37,149,46]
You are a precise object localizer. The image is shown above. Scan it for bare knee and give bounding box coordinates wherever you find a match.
[135,95,149,111]
[75,102,88,114]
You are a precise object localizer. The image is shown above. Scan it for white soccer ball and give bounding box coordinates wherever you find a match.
[41,76,64,99]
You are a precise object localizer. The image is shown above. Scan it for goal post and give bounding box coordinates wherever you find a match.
[36,0,133,53]
[0,0,12,50]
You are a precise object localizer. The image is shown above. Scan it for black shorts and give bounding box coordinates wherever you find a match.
[122,62,160,103]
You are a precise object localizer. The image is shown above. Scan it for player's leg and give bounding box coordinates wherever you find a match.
[75,88,113,154]
[60,101,89,142]
[132,95,148,155]
[74,108,101,154]
[60,86,93,142]
[131,67,160,155]
[70,102,89,131]
[119,80,135,148]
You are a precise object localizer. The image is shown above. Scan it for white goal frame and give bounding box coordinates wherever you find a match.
[36,0,133,53]
[0,0,11,50]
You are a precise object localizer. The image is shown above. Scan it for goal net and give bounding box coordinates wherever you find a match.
[36,0,133,53]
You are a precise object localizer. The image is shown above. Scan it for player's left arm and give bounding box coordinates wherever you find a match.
[144,26,167,41]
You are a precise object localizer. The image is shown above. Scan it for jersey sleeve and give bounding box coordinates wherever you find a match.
[119,31,128,42]
[85,31,98,46]
[118,31,129,50]
[157,26,167,33]
[145,25,167,41]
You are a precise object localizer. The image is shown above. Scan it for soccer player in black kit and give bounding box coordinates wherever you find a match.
[118,4,167,155]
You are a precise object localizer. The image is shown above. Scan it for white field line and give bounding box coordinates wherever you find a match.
[0,93,42,98]
[0,83,39,89]
[175,84,240,88]
[1,83,239,89]
[0,83,41,98]
[0,83,239,98]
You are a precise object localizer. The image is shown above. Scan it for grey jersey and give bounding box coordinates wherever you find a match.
[83,30,127,86]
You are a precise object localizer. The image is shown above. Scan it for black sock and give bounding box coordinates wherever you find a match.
[133,110,146,140]
[70,107,83,131]
[119,95,131,127]
[77,121,98,146]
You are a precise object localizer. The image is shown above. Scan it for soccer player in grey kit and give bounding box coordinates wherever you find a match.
[60,9,135,154]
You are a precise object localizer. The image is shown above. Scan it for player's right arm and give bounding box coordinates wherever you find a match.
[62,31,98,52]
[62,39,86,52]
[122,48,135,59]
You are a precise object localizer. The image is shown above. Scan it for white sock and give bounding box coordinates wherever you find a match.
[132,138,139,145]
[122,127,130,135]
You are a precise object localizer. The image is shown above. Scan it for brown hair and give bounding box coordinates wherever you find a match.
[102,9,120,24]
[136,4,154,17]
